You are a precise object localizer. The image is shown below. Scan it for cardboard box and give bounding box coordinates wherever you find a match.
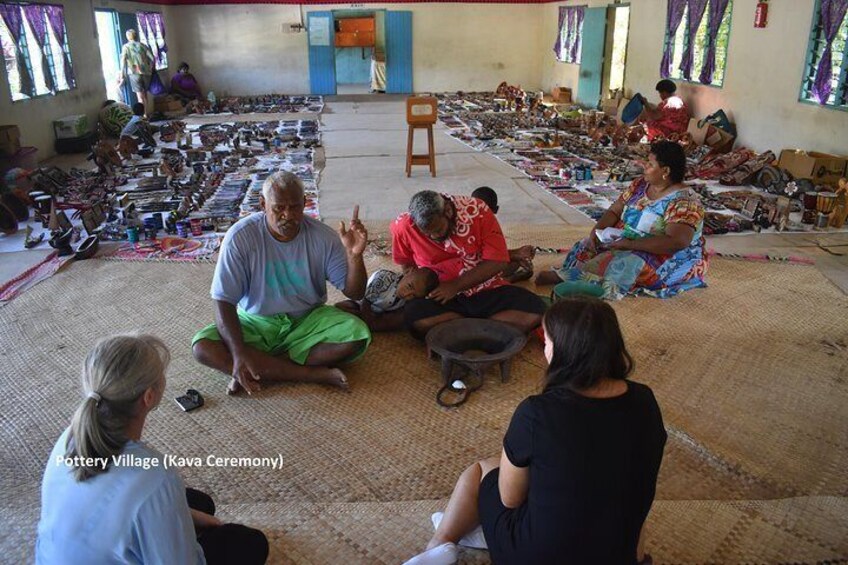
[53,115,89,139]
[0,125,21,156]
[687,118,735,150]
[778,150,847,185]
[154,96,184,112]
[552,87,572,104]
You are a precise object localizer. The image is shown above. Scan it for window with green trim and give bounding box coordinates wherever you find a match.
[666,0,733,87]
[800,1,848,108]
[0,2,75,102]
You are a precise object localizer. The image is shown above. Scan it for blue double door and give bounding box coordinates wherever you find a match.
[308,11,412,95]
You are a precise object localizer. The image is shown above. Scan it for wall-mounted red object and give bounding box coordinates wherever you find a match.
[754,0,769,28]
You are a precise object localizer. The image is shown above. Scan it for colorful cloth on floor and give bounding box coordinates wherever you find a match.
[718,150,776,186]
[391,194,510,297]
[557,178,708,299]
[645,96,689,141]
[102,236,221,263]
[191,305,371,365]
[0,251,72,303]
[690,148,756,180]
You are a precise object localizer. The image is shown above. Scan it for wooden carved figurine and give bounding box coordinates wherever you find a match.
[829,178,848,229]
[117,136,139,160]
[92,140,122,175]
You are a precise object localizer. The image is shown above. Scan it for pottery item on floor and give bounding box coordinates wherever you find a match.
[49,228,74,256]
[74,234,99,260]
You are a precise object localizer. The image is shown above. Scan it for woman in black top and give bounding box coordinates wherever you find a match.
[404,297,667,565]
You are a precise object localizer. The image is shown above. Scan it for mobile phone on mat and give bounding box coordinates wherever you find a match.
[175,389,204,412]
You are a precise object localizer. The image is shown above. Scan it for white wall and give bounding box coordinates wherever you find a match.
[625,0,848,155]
[0,0,177,161]
[169,3,543,96]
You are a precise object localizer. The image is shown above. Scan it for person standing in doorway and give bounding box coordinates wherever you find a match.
[117,29,155,116]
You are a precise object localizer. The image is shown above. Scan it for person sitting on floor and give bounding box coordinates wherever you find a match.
[171,62,204,101]
[536,141,707,299]
[471,186,536,283]
[403,297,667,565]
[120,102,156,148]
[192,171,372,395]
[36,334,269,565]
[391,190,546,338]
[98,100,134,137]
[337,267,440,332]
[639,79,690,141]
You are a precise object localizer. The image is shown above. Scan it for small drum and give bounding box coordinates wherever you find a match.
[802,191,819,210]
[33,194,53,215]
[802,209,818,224]
[817,192,837,214]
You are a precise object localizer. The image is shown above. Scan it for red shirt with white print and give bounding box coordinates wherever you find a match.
[391,195,510,296]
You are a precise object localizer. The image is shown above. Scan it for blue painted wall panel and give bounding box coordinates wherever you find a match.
[385,11,412,94]
[576,7,607,109]
[335,47,372,84]
[308,12,336,95]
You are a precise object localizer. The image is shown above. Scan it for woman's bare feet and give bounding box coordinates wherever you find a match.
[535,270,562,286]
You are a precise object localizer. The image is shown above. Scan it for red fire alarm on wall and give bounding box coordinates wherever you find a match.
[754,0,769,28]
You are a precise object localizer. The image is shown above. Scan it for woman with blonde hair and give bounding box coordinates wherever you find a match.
[36,334,268,564]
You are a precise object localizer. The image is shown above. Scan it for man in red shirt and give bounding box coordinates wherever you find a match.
[391,191,546,337]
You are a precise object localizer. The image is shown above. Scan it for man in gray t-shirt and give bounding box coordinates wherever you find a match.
[192,171,371,395]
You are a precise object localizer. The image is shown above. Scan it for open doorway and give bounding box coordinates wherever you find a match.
[601,4,630,99]
[95,10,123,102]
[333,10,385,95]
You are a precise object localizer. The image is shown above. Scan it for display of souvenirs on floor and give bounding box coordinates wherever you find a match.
[435,89,847,234]
[0,119,323,251]
[187,95,325,115]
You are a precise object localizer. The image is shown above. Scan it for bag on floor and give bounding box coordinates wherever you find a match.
[697,109,735,137]
[149,70,166,96]
[752,165,793,195]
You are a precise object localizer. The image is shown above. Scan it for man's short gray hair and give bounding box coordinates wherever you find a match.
[408,190,445,229]
[262,171,304,201]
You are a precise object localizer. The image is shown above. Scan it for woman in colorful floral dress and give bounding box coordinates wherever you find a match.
[537,141,708,299]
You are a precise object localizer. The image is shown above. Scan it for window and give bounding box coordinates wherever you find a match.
[0,2,74,101]
[556,6,585,64]
[800,0,848,109]
[136,12,168,70]
[660,0,733,87]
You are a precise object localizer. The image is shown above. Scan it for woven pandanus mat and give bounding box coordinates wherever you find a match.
[212,496,848,564]
[1,231,845,563]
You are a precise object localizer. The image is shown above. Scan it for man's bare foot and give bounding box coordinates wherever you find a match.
[316,368,350,391]
[226,377,243,395]
[535,271,561,286]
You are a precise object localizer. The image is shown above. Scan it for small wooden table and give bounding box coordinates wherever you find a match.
[405,96,437,177]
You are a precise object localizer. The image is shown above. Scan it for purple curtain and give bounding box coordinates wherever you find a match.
[554,6,566,58]
[23,5,54,93]
[152,13,167,62]
[44,5,74,88]
[699,0,730,84]
[0,4,35,97]
[679,0,709,80]
[660,0,687,78]
[570,7,585,63]
[137,12,158,67]
[811,0,848,104]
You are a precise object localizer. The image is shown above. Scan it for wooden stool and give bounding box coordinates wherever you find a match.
[406,124,436,177]
[405,96,438,177]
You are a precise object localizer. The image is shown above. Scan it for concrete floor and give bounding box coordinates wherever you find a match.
[1,98,846,294]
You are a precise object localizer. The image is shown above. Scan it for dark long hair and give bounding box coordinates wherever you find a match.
[543,297,634,392]
[650,140,687,184]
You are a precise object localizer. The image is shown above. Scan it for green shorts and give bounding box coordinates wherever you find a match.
[191,305,372,365]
